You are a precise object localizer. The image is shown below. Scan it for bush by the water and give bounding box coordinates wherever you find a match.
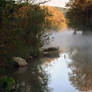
[0,76,15,92]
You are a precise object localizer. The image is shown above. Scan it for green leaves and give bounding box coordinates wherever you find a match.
[0,76,15,92]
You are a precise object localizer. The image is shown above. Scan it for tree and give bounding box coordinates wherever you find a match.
[44,6,67,30]
[0,0,49,66]
[66,0,92,32]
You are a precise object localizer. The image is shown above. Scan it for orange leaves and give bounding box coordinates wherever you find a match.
[44,6,67,30]
[14,5,67,30]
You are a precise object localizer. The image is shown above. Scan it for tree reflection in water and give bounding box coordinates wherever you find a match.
[68,47,92,91]
[13,59,51,92]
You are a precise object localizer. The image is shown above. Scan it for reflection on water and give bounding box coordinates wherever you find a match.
[1,28,92,92]
[43,29,92,92]
[13,60,51,92]
[43,54,79,92]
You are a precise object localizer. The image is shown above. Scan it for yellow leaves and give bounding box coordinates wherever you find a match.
[14,5,67,30]
[14,5,32,19]
[44,6,67,30]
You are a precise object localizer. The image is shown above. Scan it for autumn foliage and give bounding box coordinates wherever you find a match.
[0,1,48,65]
[43,6,67,30]
[0,0,67,67]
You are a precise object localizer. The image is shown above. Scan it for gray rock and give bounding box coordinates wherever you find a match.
[13,57,28,67]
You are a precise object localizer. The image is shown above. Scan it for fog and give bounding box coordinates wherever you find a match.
[47,29,92,59]
[45,28,92,91]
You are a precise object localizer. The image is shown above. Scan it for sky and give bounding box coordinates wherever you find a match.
[45,0,69,7]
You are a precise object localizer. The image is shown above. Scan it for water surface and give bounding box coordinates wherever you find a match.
[5,28,92,92]
[43,29,92,92]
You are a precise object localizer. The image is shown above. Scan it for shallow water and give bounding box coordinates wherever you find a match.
[43,29,92,92]
[3,28,92,92]
[43,54,79,92]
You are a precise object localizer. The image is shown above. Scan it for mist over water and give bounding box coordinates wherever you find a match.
[2,28,92,92]
[44,28,92,92]
[49,29,92,55]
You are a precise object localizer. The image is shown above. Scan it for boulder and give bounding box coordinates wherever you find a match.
[13,57,28,67]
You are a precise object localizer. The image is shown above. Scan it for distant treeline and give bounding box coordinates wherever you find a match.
[45,6,67,30]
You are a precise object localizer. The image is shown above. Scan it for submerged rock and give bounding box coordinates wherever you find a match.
[43,47,59,52]
[13,57,28,67]
[42,47,60,58]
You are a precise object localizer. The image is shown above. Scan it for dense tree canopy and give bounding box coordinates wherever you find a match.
[0,0,66,67]
[66,0,92,31]
[0,0,49,66]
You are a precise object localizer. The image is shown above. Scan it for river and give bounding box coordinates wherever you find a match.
[44,28,92,92]
[3,28,92,92]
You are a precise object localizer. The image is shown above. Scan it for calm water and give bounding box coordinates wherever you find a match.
[12,28,92,92]
[43,29,92,92]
